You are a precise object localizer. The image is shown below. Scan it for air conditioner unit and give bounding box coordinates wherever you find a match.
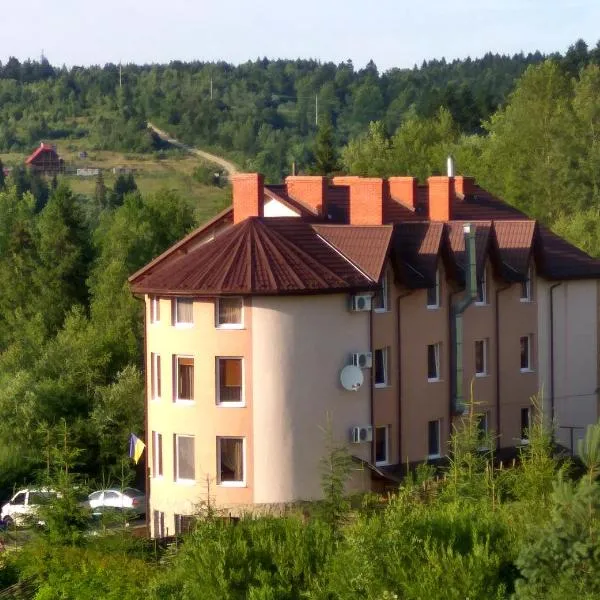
[351,352,373,369]
[350,294,372,312]
[351,425,373,444]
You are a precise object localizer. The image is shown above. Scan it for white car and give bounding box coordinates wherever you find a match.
[87,488,145,516]
[1,488,58,527]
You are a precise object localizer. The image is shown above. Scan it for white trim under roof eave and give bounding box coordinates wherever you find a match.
[315,233,375,283]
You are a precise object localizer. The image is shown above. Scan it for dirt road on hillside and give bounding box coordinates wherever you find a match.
[147,122,239,176]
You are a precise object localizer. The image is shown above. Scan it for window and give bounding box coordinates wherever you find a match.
[153,510,165,538]
[428,420,441,458]
[218,437,245,486]
[175,514,196,535]
[427,268,440,308]
[175,356,194,401]
[151,353,161,400]
[217,297,243,328]
[374,347,389,387]
[174,298,193,326]
[476,268,487,305]
[11,492,26,505]
[520,335,532,371]
[375,425,389,465]
[520,266,533,302]
[475,339,488,377]
[427,343,441,381]
[153,431,163,477]
[217,358,243,405]
[150,296,160,323]
[175,434,195,482]
[373,270,390,312]
[521,407,531,444]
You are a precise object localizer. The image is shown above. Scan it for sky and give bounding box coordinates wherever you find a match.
[1,0,599,71]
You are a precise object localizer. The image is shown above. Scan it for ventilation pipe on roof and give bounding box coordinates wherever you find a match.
[447,156,455,177]
[451,223,477,415]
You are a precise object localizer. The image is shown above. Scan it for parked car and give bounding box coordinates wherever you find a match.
[1,488,58,527]
[87,488,146,516]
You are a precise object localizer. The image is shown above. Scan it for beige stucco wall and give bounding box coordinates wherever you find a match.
[398,261,450,462]
[537,279,599,452]
[251,294,371,503]
[146,296,254,536]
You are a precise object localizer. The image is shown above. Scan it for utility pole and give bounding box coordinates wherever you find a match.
[315,94,318,126]
[210,76,213,100]
[119,62,122,89]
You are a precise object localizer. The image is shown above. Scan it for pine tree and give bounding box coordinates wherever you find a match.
[313,121,338,176]
[94,171,107,208]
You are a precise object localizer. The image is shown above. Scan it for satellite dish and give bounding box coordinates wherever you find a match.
[340,365,364,392]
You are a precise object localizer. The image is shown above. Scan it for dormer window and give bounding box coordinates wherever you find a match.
[520,265,533,302]
[475,268,487,305]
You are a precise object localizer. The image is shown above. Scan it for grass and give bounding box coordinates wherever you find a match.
[1,143,232,225]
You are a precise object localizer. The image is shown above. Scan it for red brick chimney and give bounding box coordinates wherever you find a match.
[331,177,384,225]
[428,176,453,221]
[285,176,327,215]
[389,176,417,210]
[232,173,264,224]
[453,176,476,199]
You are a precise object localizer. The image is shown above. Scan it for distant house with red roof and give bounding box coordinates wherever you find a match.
[25,142,63,175]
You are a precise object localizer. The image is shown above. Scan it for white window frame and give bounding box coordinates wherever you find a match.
[174,434,195,484]
[174,355,195,403]
[520,265,533,303]
[152,431,163,478]
[427,343,441,382]
[150,296,160,324]
[426,267,440,309]
[216,297,244,330]
[374,347,389,388]
[520,335,533,372]
[150,352,161,400]
[374,425,390,466]
[373,270,390,313]
[474,339,488,378]
[216,357,245,407]
[173,298,194,328]
[475,267,487,306]
[520,407,531,445]
[217,437,246,487]
[428,419,441,459]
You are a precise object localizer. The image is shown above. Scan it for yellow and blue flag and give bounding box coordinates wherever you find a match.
[129,433,146,464]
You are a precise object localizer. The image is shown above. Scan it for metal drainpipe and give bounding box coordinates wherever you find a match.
[550,283,562,428]
[495,284,511,451]
[396,290,413,469]
[369,306,374,465]
[451,224,478,415]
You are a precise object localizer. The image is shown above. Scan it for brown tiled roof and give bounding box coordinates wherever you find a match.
[447,221,493,279]
[392,222,444,287]
[493,220,536,277]
[128,206,234,283]
[130,218,382,296]
[313,224,393,281]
